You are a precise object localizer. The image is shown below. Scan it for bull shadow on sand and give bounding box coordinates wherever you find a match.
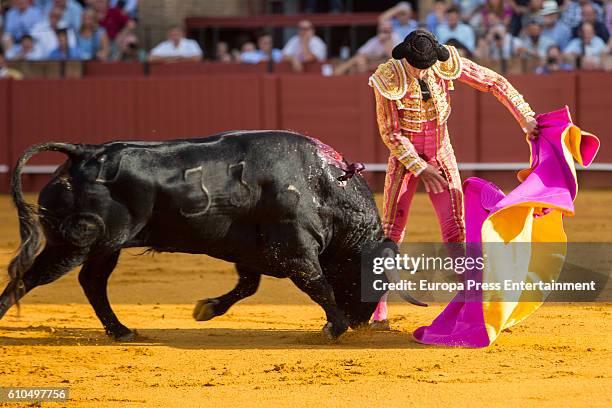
[0,325,433,349]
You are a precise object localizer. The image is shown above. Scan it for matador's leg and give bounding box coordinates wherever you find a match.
[432,136,465,244]
[381,155,419,243]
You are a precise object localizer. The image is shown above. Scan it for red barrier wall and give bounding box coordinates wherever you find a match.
[0,81,10,192]
[0,72,609,193]
[278,74,378,164]
[577,72,612,162]
[83,61,144,77]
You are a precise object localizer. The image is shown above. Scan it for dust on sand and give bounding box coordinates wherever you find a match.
[0,193,610,407]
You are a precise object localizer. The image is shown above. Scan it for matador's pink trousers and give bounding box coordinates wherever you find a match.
[373,119,465,321]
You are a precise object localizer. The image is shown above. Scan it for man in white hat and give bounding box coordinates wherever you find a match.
[540,0,572,49]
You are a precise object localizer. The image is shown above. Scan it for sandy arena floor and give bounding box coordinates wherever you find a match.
[0,192,610,407]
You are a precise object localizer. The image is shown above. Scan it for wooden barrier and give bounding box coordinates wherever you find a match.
[0,71,609,193]
[83,61,144,77]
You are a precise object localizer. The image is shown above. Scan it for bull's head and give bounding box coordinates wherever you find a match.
[331,239,426,329]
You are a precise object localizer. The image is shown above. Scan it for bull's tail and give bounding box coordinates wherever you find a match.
[7,142,88,309]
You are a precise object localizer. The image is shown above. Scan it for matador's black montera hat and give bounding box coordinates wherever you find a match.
[392,29,450,69]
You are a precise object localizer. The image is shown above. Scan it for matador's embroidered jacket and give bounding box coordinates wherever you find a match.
[369,45,535,175]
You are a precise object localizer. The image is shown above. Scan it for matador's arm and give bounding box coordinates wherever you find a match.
[373,88,428,176]
[456,57,535,132]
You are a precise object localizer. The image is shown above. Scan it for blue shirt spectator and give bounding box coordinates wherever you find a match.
[48,28,81,60]
[540,1,572,49]
[41,0,83,33]
[426,0,448,33]
[75,9,110,60]
[454,0,485,20]
[241,32,282,64]
[379,2,418,40]
[76,27,107,60]
[520,21,557,58]
[564,35,606,55]
[535,45,574,74]
[48,46,81,60]
[241,49,282,64]
[4,0,43,41]
[563,22,607,61]
[436,6,477,52]
[561,0,604,29]
[5,35,45,60]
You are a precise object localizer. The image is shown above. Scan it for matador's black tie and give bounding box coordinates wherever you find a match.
[418,79,431,102]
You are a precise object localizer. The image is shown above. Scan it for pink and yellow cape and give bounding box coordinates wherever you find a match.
[413,106,600,347]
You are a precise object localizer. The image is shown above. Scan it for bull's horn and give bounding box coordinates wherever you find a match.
[380,248,428,307]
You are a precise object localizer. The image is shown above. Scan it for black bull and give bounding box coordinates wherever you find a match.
[0,130,419,340]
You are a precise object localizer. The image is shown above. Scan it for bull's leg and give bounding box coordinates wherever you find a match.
[193,264,261,321]
[290,259,349,340]
[77,251,133,341]
[0,245,87,320]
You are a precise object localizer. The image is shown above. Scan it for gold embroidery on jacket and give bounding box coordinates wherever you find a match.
[368,59,409,100]
[431,45,462,80]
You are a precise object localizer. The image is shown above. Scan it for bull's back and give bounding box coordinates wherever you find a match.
[38,131,382,257]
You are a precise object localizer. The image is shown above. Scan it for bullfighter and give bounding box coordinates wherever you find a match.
[369,29,539,328]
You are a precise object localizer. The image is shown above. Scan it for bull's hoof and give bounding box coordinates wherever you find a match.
[370,319,391,331]
[193,299,219,321]
[322,321,348,340]
[107,326,135,342]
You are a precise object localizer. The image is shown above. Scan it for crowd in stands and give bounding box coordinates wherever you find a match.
[1,0,612,77]
[331,0,612,74]
[0,0,142,62]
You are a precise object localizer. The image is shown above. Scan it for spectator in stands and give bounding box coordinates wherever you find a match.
[520,18,556,58]
[5,34,44,60]
[149,26,203,62]
[564,21,607,68]
[41,0,82,32]
[477,0,513,33]
[113,26,146,61]
[240,41,256,54]
[31,7,77,58]
[539,0,572,49]
[0,47,24,79]
[48,27,81,59]
[453,0,484,23]
[426,0,448,33]
[560,0,604,30]
[3,0,43,47]
[76,9,109,60]
[379,2,418,39]
[282,20,327,71]
[436,5,477,52]
[573,3,609,41]
[241,32,282,64]
[536,44,574,73]
[93,0,129,40]
[333,20,400,75]
[109,0,138,19]
[216,41,233,62]
[508,0,531,36]
[522,0,545,25]
[477,22,523,60]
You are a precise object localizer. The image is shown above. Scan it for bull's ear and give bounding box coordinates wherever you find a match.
[228,161,250,207]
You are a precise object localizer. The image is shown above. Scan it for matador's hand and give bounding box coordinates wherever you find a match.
[419,164,448,194]
[525,117,539,140]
